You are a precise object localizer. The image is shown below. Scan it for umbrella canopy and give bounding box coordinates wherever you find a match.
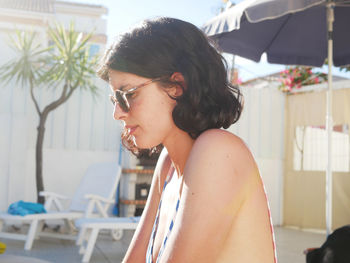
[203,0,350,67]
[203,0,350,235]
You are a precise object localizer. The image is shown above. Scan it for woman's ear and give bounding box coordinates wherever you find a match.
[169,72,186,97]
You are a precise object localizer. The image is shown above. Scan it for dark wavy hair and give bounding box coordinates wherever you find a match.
[97,17,243,154]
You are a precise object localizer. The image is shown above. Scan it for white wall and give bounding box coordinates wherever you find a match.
[55,13,107,34]
[227,82,285,225]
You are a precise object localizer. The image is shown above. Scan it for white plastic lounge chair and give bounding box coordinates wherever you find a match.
[75,216,140,263]
[0,162,121,251]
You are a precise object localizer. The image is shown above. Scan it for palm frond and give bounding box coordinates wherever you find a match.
[0,30,46,88]
[1,21,99,105]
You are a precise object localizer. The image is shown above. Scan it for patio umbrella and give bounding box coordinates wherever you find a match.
[202,0,350,235]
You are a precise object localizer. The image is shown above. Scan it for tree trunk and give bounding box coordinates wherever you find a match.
[35,114,48,204]
[33,84,73,204]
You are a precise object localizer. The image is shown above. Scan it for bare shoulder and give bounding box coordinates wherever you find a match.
[192,128,248,153]
[184,129,259,198]
[189,129,257,172]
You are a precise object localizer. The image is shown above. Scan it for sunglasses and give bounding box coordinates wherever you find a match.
[109,77,165,112]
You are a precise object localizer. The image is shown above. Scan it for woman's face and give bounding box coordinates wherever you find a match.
[109,70,177,149]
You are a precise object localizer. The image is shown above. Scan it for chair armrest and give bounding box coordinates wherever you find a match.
[83,194,115,218]
[40,191,70,200]
[40,191,70,211]
[84,194,114,204]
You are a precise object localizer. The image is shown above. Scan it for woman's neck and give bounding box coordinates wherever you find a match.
[163,128,194,178]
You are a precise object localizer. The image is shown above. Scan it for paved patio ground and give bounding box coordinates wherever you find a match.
[0,226,326,263]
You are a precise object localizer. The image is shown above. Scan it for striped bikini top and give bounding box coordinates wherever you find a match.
[146,167,183,263]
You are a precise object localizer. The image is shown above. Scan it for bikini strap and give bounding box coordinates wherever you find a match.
[178,171,185,198]
[164,165,174,185]
[156,171,184,263]
[146,164,175,263]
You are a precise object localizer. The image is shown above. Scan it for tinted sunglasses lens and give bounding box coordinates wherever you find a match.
[115,92,129,112]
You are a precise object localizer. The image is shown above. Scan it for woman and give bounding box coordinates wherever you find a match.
[98,17,276,263]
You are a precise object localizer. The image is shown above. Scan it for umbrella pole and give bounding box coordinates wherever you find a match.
[326,1,334,236]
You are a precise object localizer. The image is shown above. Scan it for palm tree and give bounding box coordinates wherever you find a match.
[0,22,98,204]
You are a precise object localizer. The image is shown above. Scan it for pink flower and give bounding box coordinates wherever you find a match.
[283,78,291,86]
[314,77,319,83]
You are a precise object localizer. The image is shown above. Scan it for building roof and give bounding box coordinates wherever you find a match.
[0,0,55,13]
[242,71,349,86]
[0,0,106,14]
[56,1,105,10]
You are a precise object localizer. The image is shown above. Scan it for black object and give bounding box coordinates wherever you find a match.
[136,183,151,200]
[135,208,144,217]
[306,225,350,263]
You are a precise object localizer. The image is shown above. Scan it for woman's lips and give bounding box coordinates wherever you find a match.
[126,126,138,135]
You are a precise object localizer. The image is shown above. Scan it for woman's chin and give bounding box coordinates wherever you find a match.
[134,137,159,150]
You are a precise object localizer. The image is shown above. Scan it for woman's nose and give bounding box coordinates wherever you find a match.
[113,103,128,120]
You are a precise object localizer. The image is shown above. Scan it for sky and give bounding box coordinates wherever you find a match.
[72,0,349,82]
